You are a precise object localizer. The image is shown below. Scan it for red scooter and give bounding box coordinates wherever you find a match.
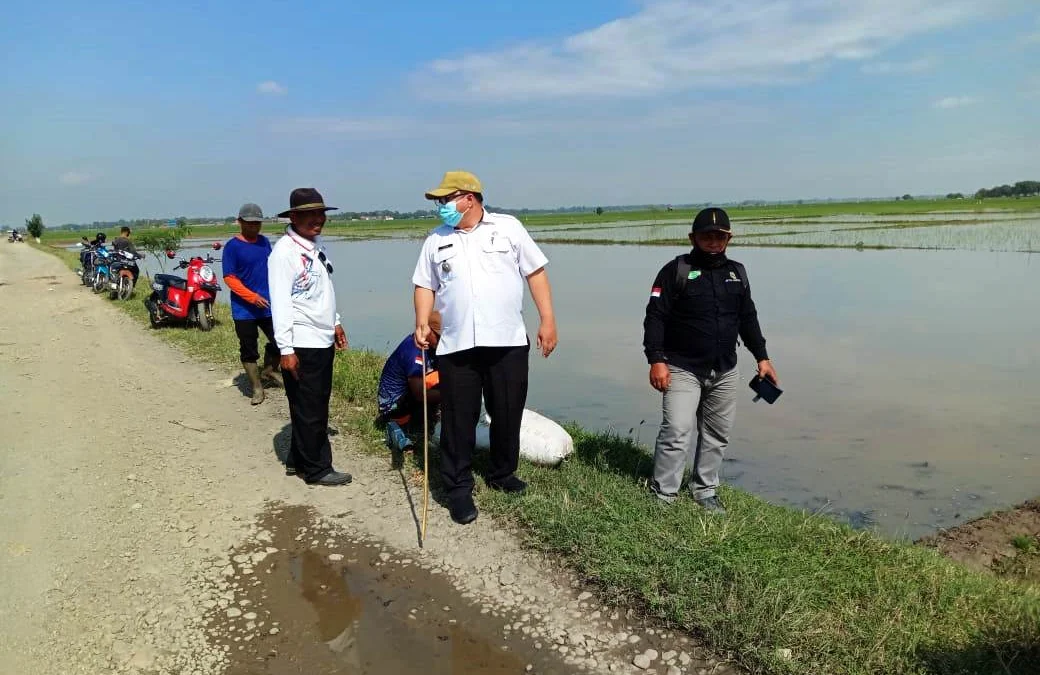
[144,249,222,331]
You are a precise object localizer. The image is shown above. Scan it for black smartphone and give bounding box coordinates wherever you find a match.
[749,375,783,404]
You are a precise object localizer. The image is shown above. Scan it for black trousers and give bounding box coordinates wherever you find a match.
[438,344,529,499]
[233,316,280,364]
[282,345,335,482]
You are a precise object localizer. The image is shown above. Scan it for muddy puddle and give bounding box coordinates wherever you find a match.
[208,504,575,674]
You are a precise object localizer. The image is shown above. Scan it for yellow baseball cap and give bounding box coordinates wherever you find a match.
[424,170,483,199]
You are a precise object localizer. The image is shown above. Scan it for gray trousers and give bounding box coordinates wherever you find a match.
[651,365,738,502]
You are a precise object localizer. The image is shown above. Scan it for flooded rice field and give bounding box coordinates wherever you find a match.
[527,212,1040,251]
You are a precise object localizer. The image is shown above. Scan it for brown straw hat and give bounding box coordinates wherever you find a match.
[277,187,338,218]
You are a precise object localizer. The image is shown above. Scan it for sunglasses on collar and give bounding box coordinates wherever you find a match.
[316,249,333,274]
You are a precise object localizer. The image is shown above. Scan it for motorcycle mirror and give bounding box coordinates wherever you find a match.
[211,242,222,250]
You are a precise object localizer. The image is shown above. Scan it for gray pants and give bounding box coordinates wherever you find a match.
[651,365,738,502]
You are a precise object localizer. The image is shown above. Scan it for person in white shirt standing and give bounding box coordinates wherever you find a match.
[269,188,352,487]
[413,171,558,524]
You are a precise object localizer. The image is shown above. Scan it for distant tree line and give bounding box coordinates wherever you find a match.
[974,180,1040,199]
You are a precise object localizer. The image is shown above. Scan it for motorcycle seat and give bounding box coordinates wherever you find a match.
[154,274,187,290]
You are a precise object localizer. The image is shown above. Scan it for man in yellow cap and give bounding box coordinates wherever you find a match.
[412,170,558,525]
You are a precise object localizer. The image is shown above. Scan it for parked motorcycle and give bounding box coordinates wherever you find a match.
[144,252,221,331]
[91,246,113,294]
[108,249,142,300]
[76,244,96,285]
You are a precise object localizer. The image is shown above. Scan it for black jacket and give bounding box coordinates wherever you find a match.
[643,251,768,376]
[112,236,140,257]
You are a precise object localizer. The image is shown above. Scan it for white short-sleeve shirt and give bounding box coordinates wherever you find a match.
[412,210,548,356]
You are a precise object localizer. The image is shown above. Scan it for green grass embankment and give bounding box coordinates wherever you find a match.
[35,243,1040,675]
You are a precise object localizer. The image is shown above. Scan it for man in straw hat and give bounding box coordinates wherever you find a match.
[413,170,558,525]
[643,207,778,515]
[268,188,352,486]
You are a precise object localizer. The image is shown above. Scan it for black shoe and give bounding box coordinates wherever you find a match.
[307,470,352,486]
[694,495,727,515]
[284,463,297,477]
[488,475,527,495]
[449,495,478,525]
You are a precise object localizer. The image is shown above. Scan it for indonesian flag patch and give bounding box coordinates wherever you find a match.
[414,355,424,366]
[650,287,662,298]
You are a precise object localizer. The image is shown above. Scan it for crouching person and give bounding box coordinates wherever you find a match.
[376,311,442,454]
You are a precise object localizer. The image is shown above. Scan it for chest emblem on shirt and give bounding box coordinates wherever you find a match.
[688,270,701,281]
[292,255,317,295]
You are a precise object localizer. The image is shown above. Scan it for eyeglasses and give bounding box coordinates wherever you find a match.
[317,249,333,274]
[434,192,469,206]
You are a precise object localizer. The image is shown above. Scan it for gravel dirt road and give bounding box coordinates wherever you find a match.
[0,243,731,675]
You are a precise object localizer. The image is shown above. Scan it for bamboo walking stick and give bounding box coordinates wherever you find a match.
[420,346,430,545]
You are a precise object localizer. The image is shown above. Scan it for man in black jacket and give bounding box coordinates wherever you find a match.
[642,207,778,514]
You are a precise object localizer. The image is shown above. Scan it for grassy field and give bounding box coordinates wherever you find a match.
[39,196,1040,245]
[36,242,1040,674]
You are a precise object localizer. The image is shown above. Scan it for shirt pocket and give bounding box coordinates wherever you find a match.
[681,276,708,297]
[480,237,515,275]
[434,246,458,286]
[724,280,745,296]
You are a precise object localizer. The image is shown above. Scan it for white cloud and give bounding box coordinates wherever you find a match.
[257,80,287,95]
[416,0,1004,101]
[268,102,773,140]
[861,56,937,74]
[59,171,94,186]
[933,96,977,109]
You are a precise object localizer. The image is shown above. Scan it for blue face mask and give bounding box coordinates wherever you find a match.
[438,201,465,228]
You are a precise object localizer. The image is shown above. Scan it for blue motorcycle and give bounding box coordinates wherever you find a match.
[91,246,112,294]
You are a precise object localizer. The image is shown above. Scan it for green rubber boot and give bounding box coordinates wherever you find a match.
[244,362,264,405]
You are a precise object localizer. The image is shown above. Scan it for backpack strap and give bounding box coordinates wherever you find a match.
[672,254,691,298]
[673,256,750,298]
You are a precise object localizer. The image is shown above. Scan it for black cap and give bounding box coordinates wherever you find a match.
[691,207,731,234]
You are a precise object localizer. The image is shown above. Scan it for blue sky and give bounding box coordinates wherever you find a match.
[2,0,1037,225]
